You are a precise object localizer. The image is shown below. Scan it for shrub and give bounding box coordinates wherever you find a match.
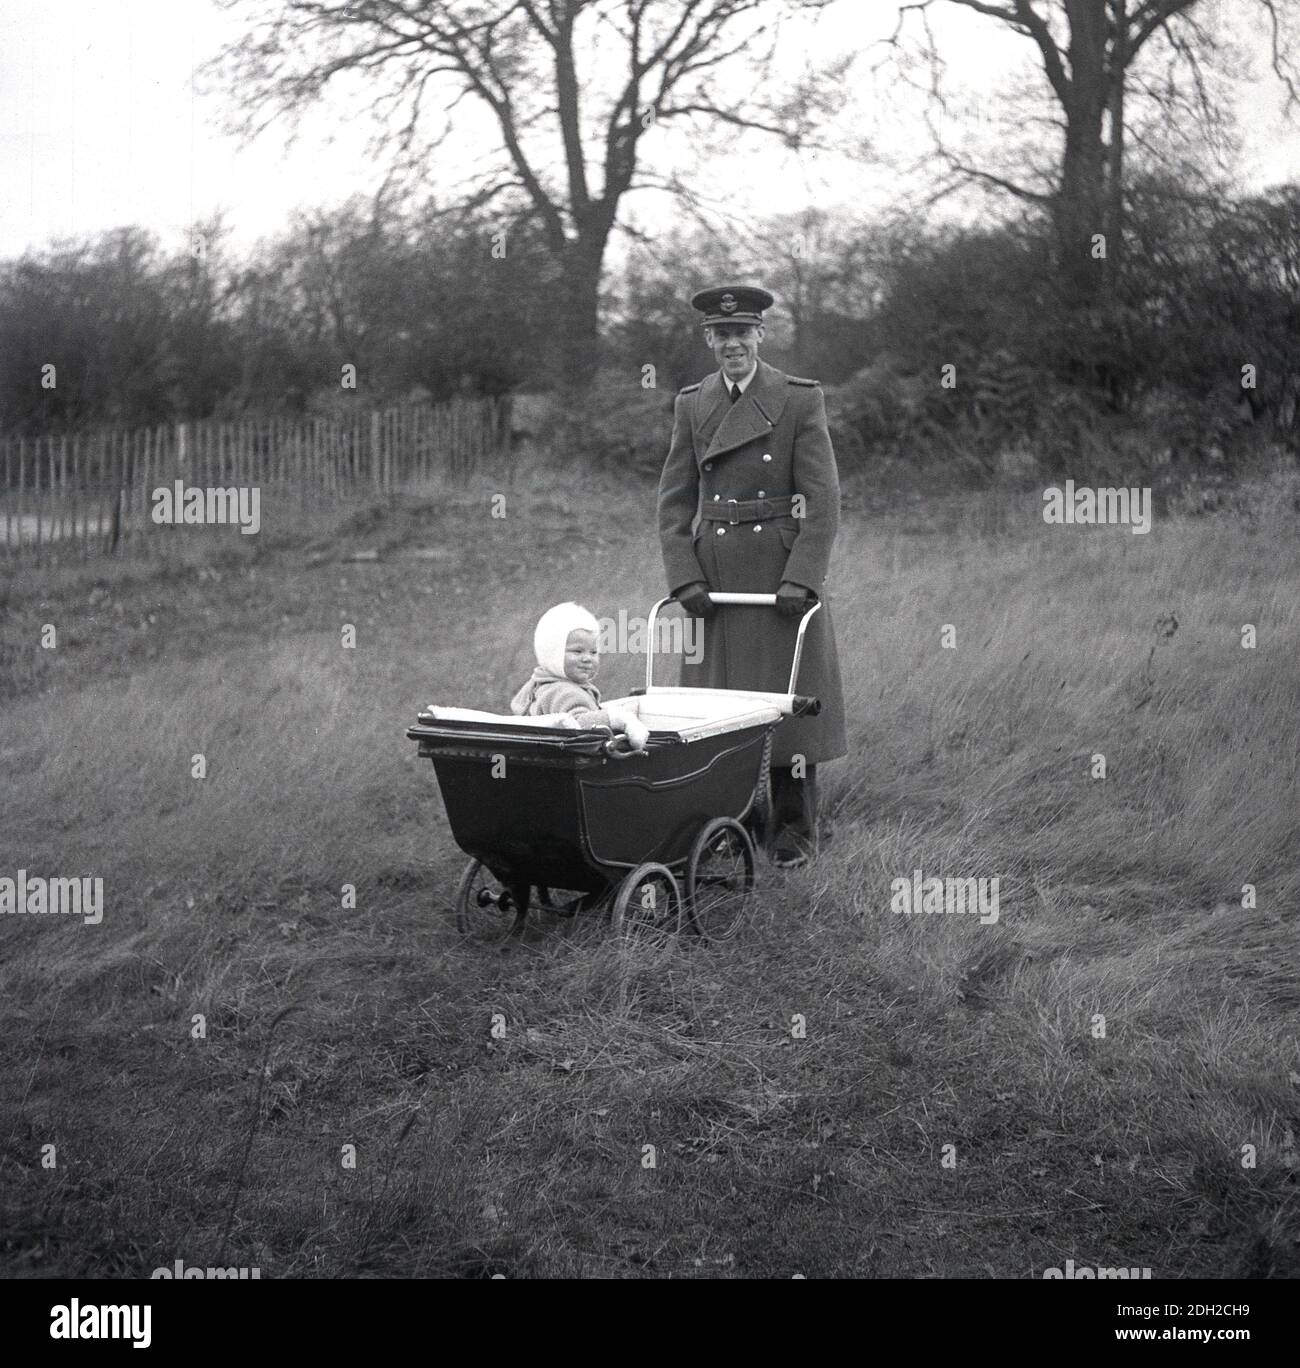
[539,369,676,476]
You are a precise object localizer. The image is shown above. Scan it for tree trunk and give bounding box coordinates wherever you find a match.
[1104,0,1127,303]
[557,235,606,390]
[1057,0,1110,308]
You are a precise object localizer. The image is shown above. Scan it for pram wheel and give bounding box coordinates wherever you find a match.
[611,863,680,939]
[684,818,756,942]
[454,858,524,941]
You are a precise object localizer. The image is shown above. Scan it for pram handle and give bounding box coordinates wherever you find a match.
[644,592,822,695]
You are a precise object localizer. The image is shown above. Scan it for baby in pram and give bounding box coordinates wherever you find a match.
[510,602,649,749]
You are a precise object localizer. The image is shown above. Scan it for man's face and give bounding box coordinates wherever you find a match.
[704,323,763,383]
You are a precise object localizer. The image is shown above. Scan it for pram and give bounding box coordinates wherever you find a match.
[406,593,821,944]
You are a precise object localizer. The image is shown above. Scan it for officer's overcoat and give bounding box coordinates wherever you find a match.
[657,359,847,766]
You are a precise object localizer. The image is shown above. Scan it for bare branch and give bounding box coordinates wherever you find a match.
[945,0,1019,21]
[1127,0,1203,63]
[1258,0,1300,108]
[937,154,1054,203]
[1006,0,1072,106]
[657,101,826,148]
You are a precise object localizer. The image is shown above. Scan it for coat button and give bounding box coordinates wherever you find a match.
[753,524,762,533]
[703,462,713,471]
[716,527,726,536]
[713,494,721,501]
[762,453,772,462]
[757,490,766,497]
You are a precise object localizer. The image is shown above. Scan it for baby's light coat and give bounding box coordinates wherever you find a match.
[510,666,612,730]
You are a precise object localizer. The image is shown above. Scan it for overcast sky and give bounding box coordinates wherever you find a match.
[0,0,1296,263]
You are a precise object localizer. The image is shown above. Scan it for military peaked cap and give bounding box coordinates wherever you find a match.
[690,284,774,327]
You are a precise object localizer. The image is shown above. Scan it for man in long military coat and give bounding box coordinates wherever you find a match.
[657,285,846,866]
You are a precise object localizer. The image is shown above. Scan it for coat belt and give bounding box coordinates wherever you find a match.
[698,495,797,525]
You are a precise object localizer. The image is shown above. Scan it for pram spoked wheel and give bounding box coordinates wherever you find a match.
[454,858,523,942]
[684,817,756,941]
[611,863,680,939]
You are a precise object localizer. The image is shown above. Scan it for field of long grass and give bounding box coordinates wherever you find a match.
[2,461,1298,1278]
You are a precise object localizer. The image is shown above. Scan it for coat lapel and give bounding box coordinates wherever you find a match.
[702,360,790,460]
[693,372,728,456]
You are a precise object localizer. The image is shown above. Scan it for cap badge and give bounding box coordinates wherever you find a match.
[720,293,737,313]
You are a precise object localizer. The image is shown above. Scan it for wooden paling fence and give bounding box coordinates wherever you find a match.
[0,396,510,562]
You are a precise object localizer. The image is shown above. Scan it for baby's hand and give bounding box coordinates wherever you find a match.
[608,707,650,750]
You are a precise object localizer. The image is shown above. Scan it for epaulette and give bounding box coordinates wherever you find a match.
[788,375,820,387]
[679,381,702,394]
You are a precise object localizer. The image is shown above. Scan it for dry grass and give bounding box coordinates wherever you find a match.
[1,463,1298,1278]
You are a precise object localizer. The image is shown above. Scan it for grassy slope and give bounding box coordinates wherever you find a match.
[1,466,1298,1278]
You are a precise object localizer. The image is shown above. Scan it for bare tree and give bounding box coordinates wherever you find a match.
[881,0,1300,308]
[212,0,836,387]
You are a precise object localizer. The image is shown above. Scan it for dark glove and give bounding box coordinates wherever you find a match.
[776,581,813,618]
[675,582,716,618]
